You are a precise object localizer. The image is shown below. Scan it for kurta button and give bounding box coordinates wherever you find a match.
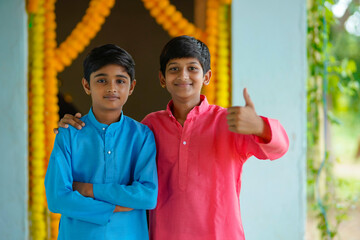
[102,128,105,130]
[108,150,111,154]
[183,141,186,145]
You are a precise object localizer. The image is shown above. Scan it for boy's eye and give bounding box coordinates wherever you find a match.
[169,67,178,71]
[117,79,125,84]
[189,66,198,71]
[97,79,106,83]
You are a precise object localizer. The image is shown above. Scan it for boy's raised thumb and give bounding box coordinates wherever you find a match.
[243,88,255,109]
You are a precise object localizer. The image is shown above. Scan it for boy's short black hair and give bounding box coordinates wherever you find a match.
[160,35,211,76]
[83,44,135,82]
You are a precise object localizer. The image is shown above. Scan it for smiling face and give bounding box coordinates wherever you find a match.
[160,57,211,103]
[82,64,136,117]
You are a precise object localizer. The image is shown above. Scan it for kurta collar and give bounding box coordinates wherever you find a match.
[166,95,210,120]
[87,107,124,132]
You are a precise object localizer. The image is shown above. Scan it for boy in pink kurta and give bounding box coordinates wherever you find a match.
[142,96,288,240]
[57,35,289,240]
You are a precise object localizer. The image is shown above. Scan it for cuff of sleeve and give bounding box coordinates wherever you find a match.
[252,117,272,144]
[93,183,104,201]
[252,117,289,160]
[91,185,115,224]
[101,205,116,224]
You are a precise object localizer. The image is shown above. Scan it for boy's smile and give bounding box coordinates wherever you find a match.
[82,64,136,123]
[160,58,210,102]
[104,94,120,101]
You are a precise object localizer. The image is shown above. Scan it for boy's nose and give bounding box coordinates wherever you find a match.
[107,83,117,92]
[107,88,116,93]
[178,69,189,80]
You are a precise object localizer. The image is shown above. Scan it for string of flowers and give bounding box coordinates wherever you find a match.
[54,0,115,73]
[43,0,60,238]
[28,0,116,239]
[27,0,41,13]
[221,0,232,4]
[141,0,206,40]
[202,0,220,104]
[28,0,47,239]
[215,3,231,107]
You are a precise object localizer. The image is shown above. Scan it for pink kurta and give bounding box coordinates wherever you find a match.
[142,95,289,240]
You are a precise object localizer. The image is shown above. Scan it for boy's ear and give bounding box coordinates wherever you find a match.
[159,71,166,88]
[82,78,91,95]
[203,70,212,86]
[129,79,136,95]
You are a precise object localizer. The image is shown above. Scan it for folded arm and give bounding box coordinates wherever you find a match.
[92,132,158,210]
[54,116,158,209]
[45,129,116,225]
[72,182,133,212]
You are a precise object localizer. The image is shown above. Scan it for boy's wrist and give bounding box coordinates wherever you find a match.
[255,117,272,143]
[73,182,94,198]
[86,183,94,198]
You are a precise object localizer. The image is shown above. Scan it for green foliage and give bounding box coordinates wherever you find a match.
[307,0,359,239]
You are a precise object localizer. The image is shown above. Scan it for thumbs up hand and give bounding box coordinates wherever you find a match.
[226,88,270,141]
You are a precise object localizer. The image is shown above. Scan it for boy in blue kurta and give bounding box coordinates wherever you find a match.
[45,44,158,240]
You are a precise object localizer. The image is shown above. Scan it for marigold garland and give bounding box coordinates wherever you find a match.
[215,4,230,107]
[27,0,41,13]
[141,0,206,40]
[54,0,115,73]
[202,0,220,104]
[43,0,61,239]
[28,0,47,239]
[28,0,115,239]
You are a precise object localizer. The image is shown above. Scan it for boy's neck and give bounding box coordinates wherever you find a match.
[171,96,201,126]
[92,107,122,125]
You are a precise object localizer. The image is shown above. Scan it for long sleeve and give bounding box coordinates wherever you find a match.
[237,117,289,160]
[92,131,158,209]
[44,128,115,225]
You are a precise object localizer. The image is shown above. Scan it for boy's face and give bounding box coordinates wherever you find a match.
[160,57,211,102]
[82,64,136,114]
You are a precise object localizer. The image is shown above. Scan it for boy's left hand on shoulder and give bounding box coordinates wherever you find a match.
[226,88,266,137]
[73,182,94,198]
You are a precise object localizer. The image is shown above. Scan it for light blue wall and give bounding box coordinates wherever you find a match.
[232,1,306,239]
[0,0,28,239]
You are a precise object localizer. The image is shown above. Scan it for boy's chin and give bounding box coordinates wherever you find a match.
[94,105,124,113]
[171,92,200,99]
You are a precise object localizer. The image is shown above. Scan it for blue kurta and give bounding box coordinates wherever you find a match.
[45,108,158,240]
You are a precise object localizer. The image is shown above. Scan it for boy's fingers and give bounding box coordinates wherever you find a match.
[227,106,241,114]
[72,117,85,127]
[58,120,69,128]
[226,119,237,126]
[61,114,85,129]
[60,117,82,129]
[63,113,84,124]
[53,128,59,134]
[71,113,85,126]
[228,126,239,133]
[68,119,83,130]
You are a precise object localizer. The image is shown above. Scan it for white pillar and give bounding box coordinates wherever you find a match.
[0,0,28,239]
[232,1,307,239]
